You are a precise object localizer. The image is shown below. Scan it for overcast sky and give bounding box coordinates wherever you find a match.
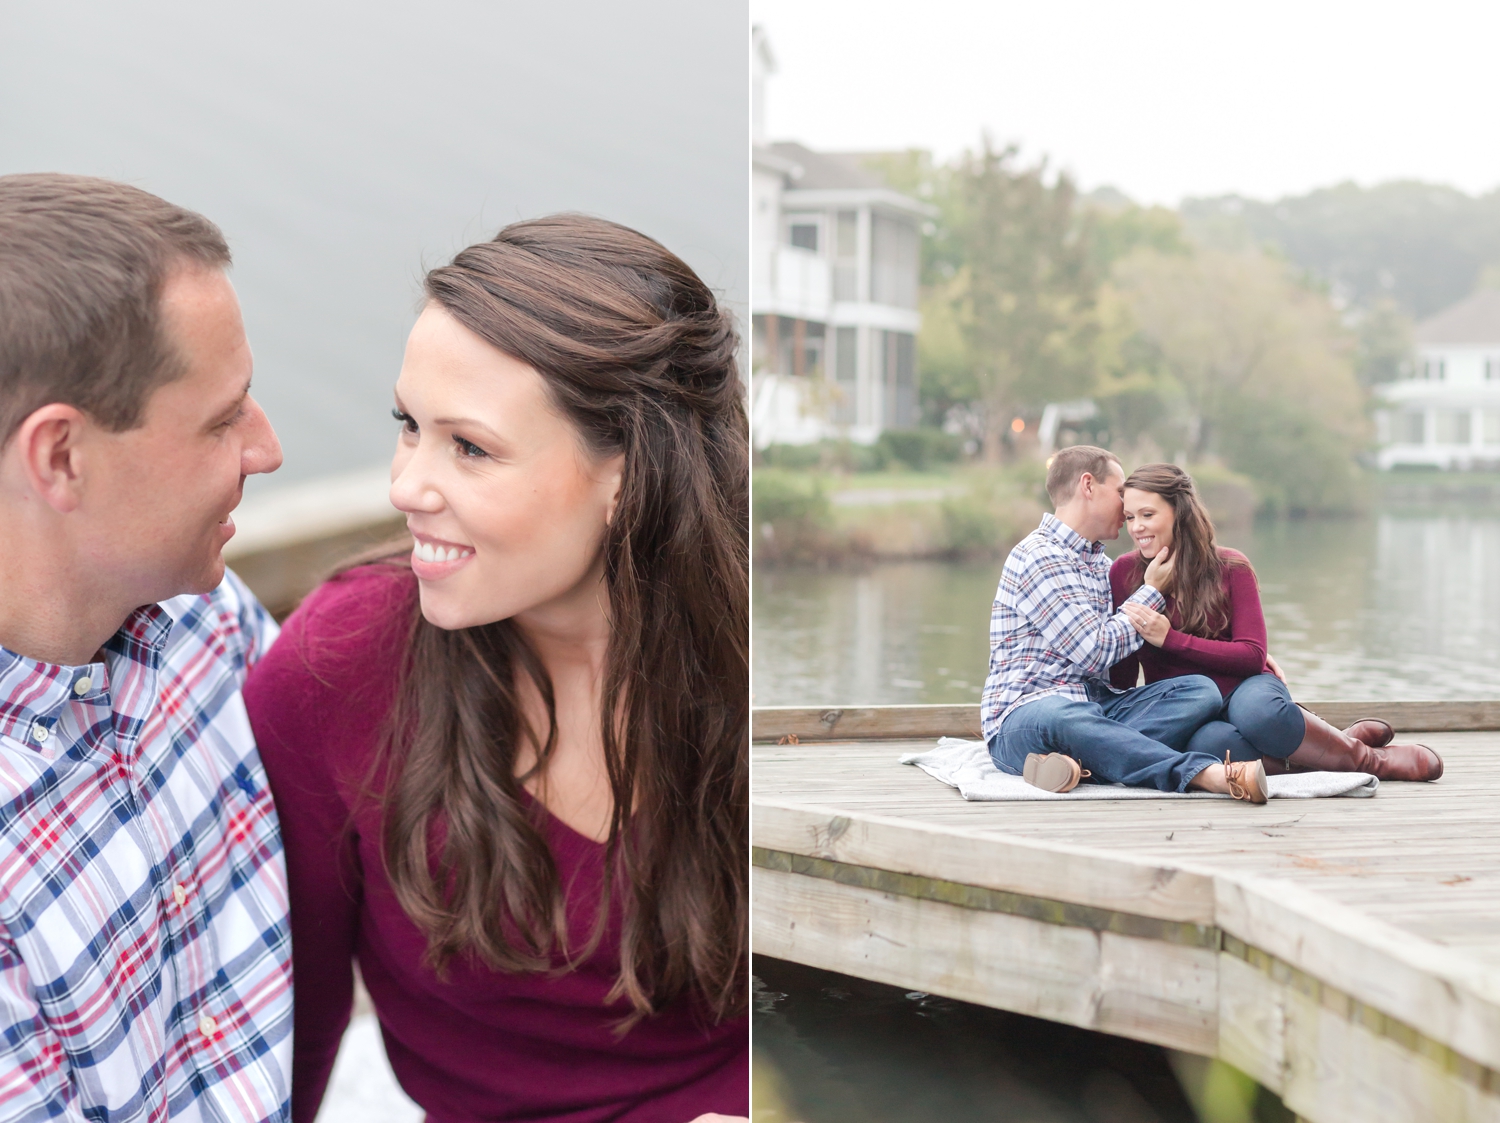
[752,0,1500,206]
[2,0,746,489]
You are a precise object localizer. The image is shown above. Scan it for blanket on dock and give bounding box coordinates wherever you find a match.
[902,737,1379,800]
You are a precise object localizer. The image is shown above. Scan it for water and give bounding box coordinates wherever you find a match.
[0,0,748,494]
[753,510,1500,705]
[753,958,1292,1123]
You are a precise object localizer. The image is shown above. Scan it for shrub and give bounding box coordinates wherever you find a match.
[876,428,963,471]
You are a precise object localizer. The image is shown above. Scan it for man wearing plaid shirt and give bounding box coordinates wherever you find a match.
[0,175,291,1120]
[981,446,1228,794]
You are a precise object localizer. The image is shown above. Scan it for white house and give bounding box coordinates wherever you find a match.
[750,26,930,448]
[1375,289,1500,470]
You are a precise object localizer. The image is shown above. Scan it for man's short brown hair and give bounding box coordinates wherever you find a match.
[0,173,231,448]
[1046,444,1122,505]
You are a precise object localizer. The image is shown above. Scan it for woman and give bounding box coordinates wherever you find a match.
[1110,463,1442,781]
[244,216,748,1123]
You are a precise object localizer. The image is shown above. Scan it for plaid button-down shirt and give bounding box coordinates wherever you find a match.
[0,570,291,1123]
[980,513,1167,740]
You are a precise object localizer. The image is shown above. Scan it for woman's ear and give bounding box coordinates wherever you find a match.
[601,453,625,526]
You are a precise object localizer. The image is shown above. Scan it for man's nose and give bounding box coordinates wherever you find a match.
[242,396,283,476]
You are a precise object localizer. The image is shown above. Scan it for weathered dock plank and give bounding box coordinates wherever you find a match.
[752,712,1500,1123]
[752,700,1500,741]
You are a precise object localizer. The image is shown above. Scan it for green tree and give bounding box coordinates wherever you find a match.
[1114,247,1368,512]
[955,139,1099,460]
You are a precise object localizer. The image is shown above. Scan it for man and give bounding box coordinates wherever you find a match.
[980,445,1267,801]
[0,174,290,1120]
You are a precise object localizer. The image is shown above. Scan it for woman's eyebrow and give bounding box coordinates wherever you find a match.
[433,415,503,440]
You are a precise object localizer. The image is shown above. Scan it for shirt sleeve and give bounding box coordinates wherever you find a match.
[0,934,91,1123]
[1159,559,1267,677]
[242,591,359,1123]
[1014,544,1166,677]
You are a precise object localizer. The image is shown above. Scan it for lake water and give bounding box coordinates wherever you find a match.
[753,509,1500,706]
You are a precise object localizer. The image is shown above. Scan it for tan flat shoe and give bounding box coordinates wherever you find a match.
[1023,752,1089,793]
[1223,753,1268,804]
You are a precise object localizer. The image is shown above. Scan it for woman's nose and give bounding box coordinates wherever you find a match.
[389,447,443,514]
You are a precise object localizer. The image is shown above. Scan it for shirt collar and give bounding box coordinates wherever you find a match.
[1039,512,1104,556]
[0,604,173,744]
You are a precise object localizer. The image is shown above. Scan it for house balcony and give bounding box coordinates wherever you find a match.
[751,246,831,322]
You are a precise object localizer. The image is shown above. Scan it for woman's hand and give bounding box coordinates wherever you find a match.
[1265,653,1287,684]
[1122,602,1170,647]
[1142,545,1174,593]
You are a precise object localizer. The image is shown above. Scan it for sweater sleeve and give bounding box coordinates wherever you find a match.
[1108,554,1141,690]
[244,579,374,1123]
[1158,556,1267,678]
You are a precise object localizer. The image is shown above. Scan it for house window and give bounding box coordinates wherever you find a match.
[1485,410,1500,444]
[834,210,859,302]
[1420,358,1446,381]
[870,213,920,309]
[788,223,818,252]
[1396,410,1425,444]
[833,326,857,425]
[1435,409,1470,445]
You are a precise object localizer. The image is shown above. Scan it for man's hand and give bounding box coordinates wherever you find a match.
[1265,653,1287,683]
[1142,546,1174,593]
[1122,602,1170,647]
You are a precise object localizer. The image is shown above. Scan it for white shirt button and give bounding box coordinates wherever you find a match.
[174,884,187,908]
[72,676,92,696]
[29,722,49,744]
[198,1014,217,1038]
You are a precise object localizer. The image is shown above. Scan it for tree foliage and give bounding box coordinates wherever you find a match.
[1111,248,1368,512]
[953,140,1099,459]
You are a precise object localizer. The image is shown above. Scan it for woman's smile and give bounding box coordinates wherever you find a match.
[410,531,476,579]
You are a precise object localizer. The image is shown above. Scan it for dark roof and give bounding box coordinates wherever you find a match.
[1415,289,1500,346]
[766,142,886,191]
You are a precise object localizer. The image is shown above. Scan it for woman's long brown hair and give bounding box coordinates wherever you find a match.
[372,215,746,1024]
[1120,463,1247,638]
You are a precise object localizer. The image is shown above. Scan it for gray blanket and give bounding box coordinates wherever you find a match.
[901,737,1379,800]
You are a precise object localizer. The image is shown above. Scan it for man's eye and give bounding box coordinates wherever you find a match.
[392,408,417,433]
[454,435,487,458]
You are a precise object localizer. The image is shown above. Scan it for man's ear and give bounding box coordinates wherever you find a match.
[1076,471,1095,500]
[10,404,90,513]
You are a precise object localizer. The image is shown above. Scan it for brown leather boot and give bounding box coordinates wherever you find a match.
[1268,707,1443,781]
[1338,716,1394,748]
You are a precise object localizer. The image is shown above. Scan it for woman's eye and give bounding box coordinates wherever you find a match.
[392,408,417,434]
[454,435,487,458]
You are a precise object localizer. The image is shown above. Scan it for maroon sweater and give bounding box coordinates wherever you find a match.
[1108,548,1268,698]
[243,566,747,1123]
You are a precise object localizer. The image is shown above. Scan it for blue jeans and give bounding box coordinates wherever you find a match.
[988,677,1224,793]
[1185,672,1304,762]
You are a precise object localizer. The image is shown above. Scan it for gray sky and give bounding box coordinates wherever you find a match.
[752,0,1500,205]
[2,0,747,489]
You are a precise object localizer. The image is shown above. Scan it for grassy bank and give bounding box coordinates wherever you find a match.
[753,464,1046,566]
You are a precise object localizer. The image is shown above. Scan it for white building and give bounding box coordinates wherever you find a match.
[1376,289,1500,470]
[750,27,929,447]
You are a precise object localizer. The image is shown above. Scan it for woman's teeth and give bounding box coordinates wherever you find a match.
[414,541,473,563]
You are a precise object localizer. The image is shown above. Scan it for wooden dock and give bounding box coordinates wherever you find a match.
[753,702,1500,1123]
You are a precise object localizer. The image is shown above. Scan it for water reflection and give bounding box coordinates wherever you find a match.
[752,512,1500,705]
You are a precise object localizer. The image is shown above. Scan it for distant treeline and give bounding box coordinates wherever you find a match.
[1180,183,1500,321]
[856,147,1499,515]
